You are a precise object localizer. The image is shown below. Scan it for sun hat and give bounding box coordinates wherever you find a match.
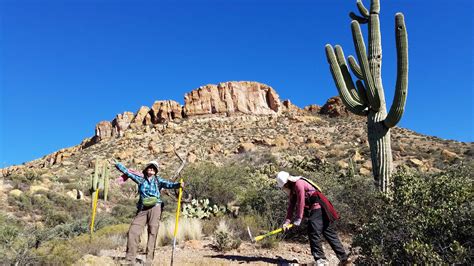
[143,161,159,173]
[276,171,301,187]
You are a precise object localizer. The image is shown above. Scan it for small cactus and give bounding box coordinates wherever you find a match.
[90,159,110,201]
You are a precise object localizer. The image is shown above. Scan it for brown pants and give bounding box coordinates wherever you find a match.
[125,204,162,262]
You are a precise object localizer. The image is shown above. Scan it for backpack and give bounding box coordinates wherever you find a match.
[301,177,340,223]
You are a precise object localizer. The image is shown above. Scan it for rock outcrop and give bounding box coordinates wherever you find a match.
[183,81,281,116]
[95,121,114,141]
[92,81,283,142]
[129,106,151,129]
[319,96,351,117]
[150,100,183,123]
[113,112,135,137]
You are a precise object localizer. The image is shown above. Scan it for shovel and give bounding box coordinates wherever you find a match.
[247,224,294,243]
[170,179,184,266]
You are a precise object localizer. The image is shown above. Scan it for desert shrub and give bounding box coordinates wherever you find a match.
[8,193,33,212]
[353,163,473,264]
[35,223,129,265]
[0,213,42,265]
[240,186,287,230]
[45,210,73,227]
[213,220,241,252]
[6,169,44,185]
[182,162,254,206]
[329,172,379,232]
[111,204,136,223]
[201,217,221,236]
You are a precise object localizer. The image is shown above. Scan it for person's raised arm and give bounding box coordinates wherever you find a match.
[157,177,181,189]
[113,161,144,184]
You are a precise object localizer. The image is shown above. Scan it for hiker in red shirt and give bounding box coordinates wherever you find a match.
[276,171,351,266]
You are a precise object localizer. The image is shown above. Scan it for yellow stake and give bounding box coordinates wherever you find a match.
[171,179,183,266]
[90,188,100,238]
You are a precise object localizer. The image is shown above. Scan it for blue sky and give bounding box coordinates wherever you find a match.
[1,0,472,167]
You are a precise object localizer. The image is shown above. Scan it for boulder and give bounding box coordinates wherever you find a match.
[441,149,460,161]
[237,142,256,153]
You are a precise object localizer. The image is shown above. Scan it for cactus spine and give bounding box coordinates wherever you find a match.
[325,0,408,192]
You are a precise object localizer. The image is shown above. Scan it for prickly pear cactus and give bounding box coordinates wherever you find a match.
[325,0,408,192]
[182,198,227,219]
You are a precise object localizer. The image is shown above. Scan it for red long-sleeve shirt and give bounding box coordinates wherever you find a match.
[285,179,321,223]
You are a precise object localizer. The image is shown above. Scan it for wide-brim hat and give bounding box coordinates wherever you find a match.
[276,171,301,187]
[143,161,159,173]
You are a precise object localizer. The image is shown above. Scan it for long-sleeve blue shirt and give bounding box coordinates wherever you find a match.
[115,163,180,209]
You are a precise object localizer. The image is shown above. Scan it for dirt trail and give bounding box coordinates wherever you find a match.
[98,238,352,265]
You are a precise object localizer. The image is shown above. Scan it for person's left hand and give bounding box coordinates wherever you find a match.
[180,181,185,189]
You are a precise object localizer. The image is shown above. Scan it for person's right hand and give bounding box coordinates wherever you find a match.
[282,221,291,231]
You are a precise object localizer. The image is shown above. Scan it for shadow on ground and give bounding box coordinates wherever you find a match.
[206,254,300,264]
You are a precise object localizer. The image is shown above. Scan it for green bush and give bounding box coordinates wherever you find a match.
[111,204,136,223]
[240,186,287,230]
[353,163,473,264]
[182,162,254,206]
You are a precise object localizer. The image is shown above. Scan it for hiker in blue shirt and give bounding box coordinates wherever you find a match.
[114,160,182,265]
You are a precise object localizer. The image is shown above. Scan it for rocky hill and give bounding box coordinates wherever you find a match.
[2,81,471,181]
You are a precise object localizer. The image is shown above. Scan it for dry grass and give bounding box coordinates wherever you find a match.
[154,218,203,247]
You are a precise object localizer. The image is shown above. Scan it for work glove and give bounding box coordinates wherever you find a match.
[282,220,291,231]
[293,218,302,226]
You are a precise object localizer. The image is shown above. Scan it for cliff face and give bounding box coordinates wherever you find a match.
[94,81,285,141]
[183,81,281,116]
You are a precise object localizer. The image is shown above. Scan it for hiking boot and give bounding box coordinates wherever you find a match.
[338,256,354,266]
[316,258,329,266]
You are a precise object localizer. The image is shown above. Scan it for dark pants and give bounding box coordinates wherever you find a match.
[307,208,348,261]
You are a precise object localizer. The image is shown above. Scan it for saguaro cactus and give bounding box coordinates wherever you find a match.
[325,0,408,192]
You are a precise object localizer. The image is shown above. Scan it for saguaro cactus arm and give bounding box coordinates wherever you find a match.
[384,13,408,128]
[348,56,363,79]
[356,0,370,17]
[325,44,367,116]
[334,45,361,102]
[351,21,381,111]
[350,12,368,24]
